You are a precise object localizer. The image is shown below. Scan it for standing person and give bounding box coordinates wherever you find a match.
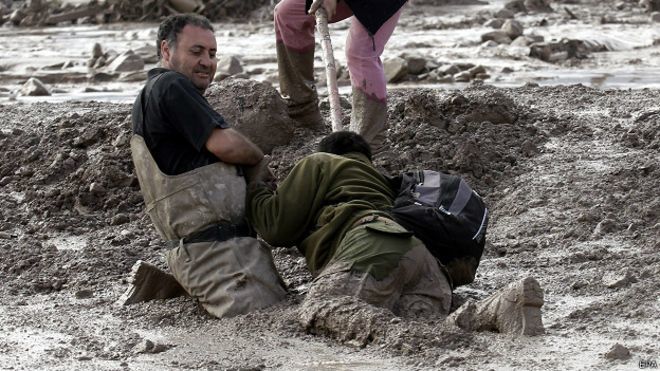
[122,14,286,318]
[274,0,406,153]
[247,131,545,342]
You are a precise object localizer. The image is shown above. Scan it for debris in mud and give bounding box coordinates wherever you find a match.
[601,270,637,289]
[74,289,94,299]
[529,38,609,63]
[640,0,660,12]
[604,343,632,360]
[385,55,491,84]
[20,77,50,96]
[132,338,174,354]
[482,30,514,45]
[501,19,524,39]
[502,0,553,14]
[215,55,245,81]
[105,51,145,73]
[384,57,409,83]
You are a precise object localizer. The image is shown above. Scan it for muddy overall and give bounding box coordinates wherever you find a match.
[131,136,286,318]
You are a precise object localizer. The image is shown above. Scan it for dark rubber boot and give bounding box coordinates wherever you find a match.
[117,260,187,305]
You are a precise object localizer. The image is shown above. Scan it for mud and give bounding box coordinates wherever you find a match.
[1,0,660,370]
[205,78,296,154]
[1,82,658,370]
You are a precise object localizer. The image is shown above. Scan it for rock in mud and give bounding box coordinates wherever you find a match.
[481,30,512,44]
[494,8,515,19]
[604,343,631,360]
[384,57,408,83]
[651,11,660,22]
[640,0,660,12]
[501,19,524,39]
[133,45,159,64]
[454,71,472,82]
[571,280,588,290]
[504,0,526,13]
[119,70,148,82]
[591,218,617,238]
[405,56,428,75]
[106,50,144,73]
[20,77,51,96]
[484,18,504,28]
[524,0,553,12]
[468,65,486,77]
[90,71,117,83]
[92,42,103,59]
[111,213,130,226]
[205,78,295,154]
[215,55,244,79]
[168,0,204,13]
[9,9,25,25]
[529,39,599,62]
[439,64,461,76]
[602,270,636,289]
[75,289,94,299]
[73,127,100,147]
[132,339,172,354]
[89,182,106,196]
[90,55,106,68]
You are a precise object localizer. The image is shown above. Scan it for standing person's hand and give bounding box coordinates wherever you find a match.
[308,0,337,19]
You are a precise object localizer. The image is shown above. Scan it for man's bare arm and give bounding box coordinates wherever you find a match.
[205,128,264,166]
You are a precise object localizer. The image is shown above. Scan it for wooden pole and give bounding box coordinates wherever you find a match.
[315,8,343,132]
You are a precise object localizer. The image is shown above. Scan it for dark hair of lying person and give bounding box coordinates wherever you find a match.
[156,14,214,58]
[317,131,373,161]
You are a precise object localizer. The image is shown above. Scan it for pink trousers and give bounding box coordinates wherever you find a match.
[274,0,403,102]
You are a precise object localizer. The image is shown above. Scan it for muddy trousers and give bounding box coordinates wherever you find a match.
[299,242,452,343]
[274,0,403,151]
[166,237,287,318]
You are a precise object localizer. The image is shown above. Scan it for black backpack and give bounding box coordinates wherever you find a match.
[389,170,488,288]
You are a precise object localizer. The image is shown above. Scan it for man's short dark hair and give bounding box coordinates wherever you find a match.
[317,131,372,161]
[156,14,214,58]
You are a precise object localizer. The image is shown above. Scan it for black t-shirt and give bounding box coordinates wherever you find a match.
[132,68,230,175]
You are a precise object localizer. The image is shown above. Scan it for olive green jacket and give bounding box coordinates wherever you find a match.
[247,152,397,275]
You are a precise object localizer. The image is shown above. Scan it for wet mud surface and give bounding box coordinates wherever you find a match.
[1,84,658,370]
[1,0,660,370]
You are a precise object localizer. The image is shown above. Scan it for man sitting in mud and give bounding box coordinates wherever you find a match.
[121,14,286,317]
[247,131,545,342]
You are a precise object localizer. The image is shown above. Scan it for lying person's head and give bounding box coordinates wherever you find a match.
[317,131,372,161]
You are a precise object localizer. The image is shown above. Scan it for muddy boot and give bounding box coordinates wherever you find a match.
[276,42,324,128]
[299,293,393,346]
[349,89,387,156]
[117,260,187,305]
[447,277,545,336]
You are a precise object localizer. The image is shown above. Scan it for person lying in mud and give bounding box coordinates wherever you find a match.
[121,14,286,317]
[247,131,545,342]
[274,0,405,154]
